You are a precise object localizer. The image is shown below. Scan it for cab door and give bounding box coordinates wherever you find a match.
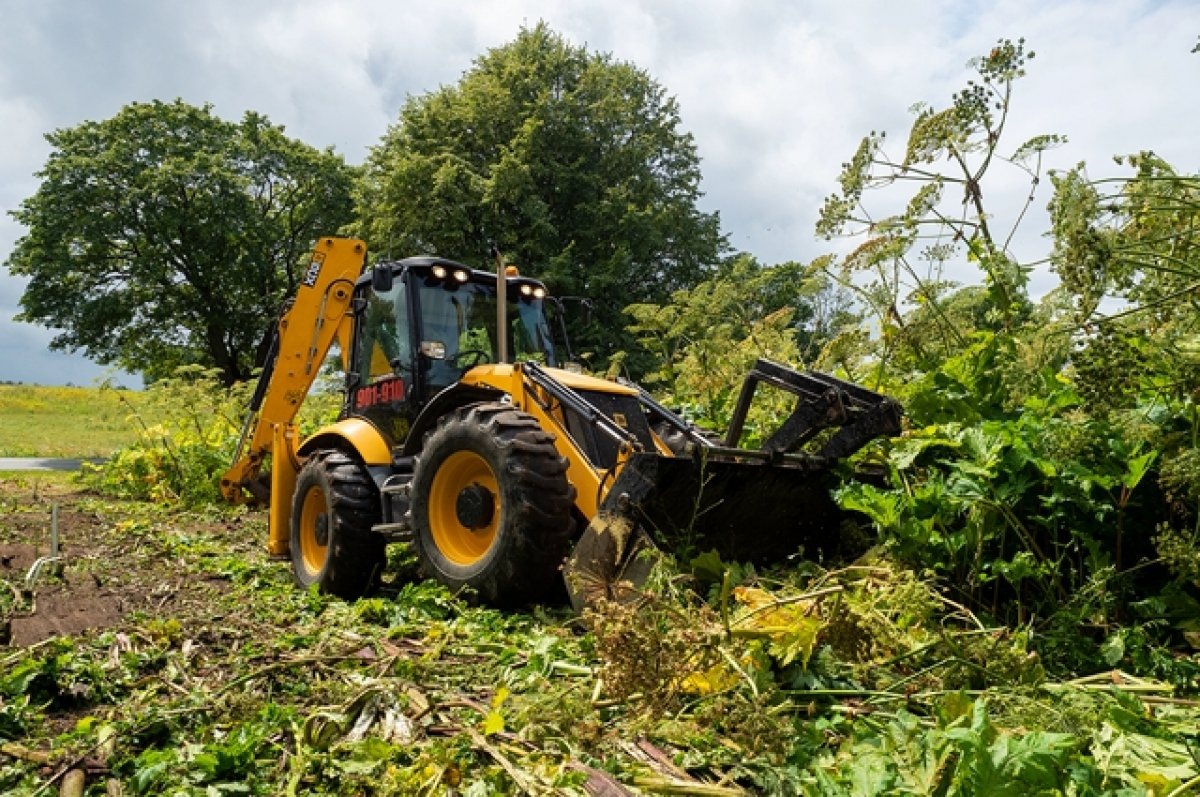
[348,273,416,448]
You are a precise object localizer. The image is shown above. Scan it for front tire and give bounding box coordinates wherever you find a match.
[409,403,575,605]
[291,450,385,599]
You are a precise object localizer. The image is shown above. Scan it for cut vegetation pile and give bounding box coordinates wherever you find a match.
[2,473,1198,795]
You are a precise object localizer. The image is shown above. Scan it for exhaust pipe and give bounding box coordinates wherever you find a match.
[491,246,508,365]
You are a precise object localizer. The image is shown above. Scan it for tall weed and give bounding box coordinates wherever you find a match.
[82,366,341,506]
[81,367,248,504]
[837,332,1198,674]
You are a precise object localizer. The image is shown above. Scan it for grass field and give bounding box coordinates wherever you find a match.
[0,384,143,458]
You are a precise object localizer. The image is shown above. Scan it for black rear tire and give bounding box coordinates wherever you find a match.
[291,450,385,599]
[409,403,575,605]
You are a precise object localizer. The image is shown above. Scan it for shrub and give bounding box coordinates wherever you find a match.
[82,366,342,506]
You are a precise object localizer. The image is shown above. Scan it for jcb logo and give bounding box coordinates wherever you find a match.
[302,252,326,288]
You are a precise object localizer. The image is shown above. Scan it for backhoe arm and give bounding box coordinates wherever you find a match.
[220,237,366,510]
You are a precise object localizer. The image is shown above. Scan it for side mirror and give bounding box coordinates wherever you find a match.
[371,264,394,292]
[419,340,447,360]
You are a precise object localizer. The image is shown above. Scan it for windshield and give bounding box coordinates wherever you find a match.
[417,279,555,386]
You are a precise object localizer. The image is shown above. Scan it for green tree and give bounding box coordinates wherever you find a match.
[5,100,357,385]
[355,24,725,374]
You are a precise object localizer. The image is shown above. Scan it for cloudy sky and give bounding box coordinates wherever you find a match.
[1,0,1196,386]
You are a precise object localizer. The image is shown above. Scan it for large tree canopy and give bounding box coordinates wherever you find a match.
[355,24,726,373]
[6,100,357,384]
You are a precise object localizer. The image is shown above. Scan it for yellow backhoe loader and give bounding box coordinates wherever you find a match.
[221,237,901,607]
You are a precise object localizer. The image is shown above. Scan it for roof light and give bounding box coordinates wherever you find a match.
[505,265,520,277]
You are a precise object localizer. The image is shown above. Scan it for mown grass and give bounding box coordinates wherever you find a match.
[2,484,1198,795]
[4,373,1198,794]
[0,385,143,458]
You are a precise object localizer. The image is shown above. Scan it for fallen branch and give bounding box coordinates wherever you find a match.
[3,577,23,609]
[58,769,85,797]
[215,650,365,696]
[29,732,116,797]
[1137,695,1200,708]
[567,763,636,796]
[1066,670,1174,693]
[619,739,746,795]
[0,635,59,669]
[1166,773,1200,797]
[634,740,691,781]
[730,585,844,626]
[1,741,52,765]
[631,775,748,796]
[465,726,553,795]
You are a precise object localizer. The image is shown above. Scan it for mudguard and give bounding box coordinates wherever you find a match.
[298,417,392,465]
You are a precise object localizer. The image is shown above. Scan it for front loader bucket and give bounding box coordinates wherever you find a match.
[559,358,902,611]
[563,451,854,611]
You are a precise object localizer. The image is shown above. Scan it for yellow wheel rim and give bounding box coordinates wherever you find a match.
[428,450,500,566]
[297,484,329,576]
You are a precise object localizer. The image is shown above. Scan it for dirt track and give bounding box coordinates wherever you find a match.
[0,458,92,471]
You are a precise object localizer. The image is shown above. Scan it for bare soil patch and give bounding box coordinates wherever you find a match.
[1,476,233,648]
[8,588,126,646]
[0,543,39,573]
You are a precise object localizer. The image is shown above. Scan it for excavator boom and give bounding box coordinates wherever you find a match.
[219,237,366,512]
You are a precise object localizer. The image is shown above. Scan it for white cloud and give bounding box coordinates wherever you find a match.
[0,0,1197,383]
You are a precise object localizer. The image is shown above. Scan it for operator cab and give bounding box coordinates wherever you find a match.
[348,256,557,447]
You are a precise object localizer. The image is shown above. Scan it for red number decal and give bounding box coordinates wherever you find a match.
[354,379,405,409]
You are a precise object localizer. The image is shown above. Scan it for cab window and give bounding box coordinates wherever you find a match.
[355,281,410,385]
